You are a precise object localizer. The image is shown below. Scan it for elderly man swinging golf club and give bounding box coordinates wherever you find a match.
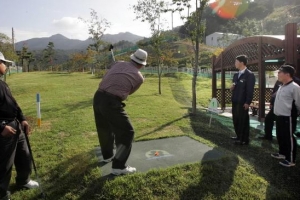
[0,52,39,200]
[93,49,147,175]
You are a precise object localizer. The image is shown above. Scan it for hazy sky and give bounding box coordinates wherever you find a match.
[1,0,211,42]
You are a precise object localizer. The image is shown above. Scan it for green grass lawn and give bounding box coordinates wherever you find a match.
[5,72,300,200]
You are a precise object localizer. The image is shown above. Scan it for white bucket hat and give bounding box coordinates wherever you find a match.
[0,52,12,63]
[130,49,147,65]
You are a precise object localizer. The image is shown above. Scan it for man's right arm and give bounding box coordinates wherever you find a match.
[230,74,237,92]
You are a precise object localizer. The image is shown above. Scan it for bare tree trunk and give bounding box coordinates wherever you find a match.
[192,1,200,115]
[192,40,199,114]
[158,64,162,94]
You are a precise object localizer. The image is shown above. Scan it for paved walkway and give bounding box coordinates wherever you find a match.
[219,108,300,145]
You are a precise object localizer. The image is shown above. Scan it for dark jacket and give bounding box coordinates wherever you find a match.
[0,80,25,133]
[270,80,281,106]
[231,69,256,105]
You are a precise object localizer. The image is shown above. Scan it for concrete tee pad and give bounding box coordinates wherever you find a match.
[96,136,224,177]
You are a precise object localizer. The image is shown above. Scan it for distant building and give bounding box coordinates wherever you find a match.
[205,32,244,47]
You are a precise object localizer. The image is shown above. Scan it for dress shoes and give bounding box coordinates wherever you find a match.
[234,140,249,145]
[230,136,239,140]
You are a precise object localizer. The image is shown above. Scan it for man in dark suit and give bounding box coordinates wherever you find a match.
[230,55,256,145]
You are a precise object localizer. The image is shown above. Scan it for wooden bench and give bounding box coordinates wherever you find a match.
[249,101,270,116]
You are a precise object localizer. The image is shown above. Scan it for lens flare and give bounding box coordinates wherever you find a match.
[209,0,249,19]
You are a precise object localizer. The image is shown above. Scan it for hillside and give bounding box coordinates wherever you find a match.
[15,32,144,51]
[6,0,299,70]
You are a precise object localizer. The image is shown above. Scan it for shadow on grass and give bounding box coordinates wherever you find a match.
[188,109,300,199]
[38,99,93,115]
[135,114,190,140]
[46,72,72,76]
[28,150,106,200]
[63,99,93,111]
[180,149,239,200]
[8,151,101,200]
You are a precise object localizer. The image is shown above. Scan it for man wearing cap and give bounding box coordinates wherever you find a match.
[271,65,300,167]
[259,64,300,141]
[230,55,256,145]
[93,49,147,175]
[0,52,39,200]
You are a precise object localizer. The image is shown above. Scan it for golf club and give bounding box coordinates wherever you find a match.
[24,128,46,199]
[109,44,115,62]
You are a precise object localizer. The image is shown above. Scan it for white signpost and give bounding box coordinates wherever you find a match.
[207,98,221,127]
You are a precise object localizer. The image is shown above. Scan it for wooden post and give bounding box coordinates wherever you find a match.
[285,23,297,71]
[212,55,217,98]
[258,36,265,121]
[221,53,225,110]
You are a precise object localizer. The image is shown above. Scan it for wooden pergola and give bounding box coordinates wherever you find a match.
[212,23,300,121]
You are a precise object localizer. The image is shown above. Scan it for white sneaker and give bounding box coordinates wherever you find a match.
[279,160,296,167]
[271,153,285,159]
[0,191,10,200]
[23,180,39,189]
[103,155,114,163]
[112,166,136,175]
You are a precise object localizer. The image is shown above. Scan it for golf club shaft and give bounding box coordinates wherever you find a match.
[111,50,115,62]
[24,129,46,199]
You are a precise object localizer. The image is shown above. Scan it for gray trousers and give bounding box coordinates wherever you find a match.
[93,91,134,169]
[0,120,32,198]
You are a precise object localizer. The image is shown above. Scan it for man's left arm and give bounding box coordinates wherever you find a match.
[293,86,300,112]
[246,73,255,105]
[16,105,30,134]
[129,73,144,95]
[16,105,26,122]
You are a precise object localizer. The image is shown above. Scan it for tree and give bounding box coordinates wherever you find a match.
[0,33,18,62]
[43,42,55,71]
[25,52,35,72]
[199,50,213,66]
[262,5,300,35]
[238,0,273,20]
[85,48,97,74]
[172,0,209,114]
[133,0,168,94]
[79,9,111,70]
[68,50,98,73]
[220,18,261,36]
[16,44,35,72]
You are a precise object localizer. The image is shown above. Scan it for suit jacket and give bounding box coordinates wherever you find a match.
[231,69,256,105]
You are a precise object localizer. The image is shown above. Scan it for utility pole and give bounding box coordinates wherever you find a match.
[12,27,15,52]
[171,10,174,30]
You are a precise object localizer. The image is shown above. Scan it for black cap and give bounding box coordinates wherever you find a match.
[278,65,295,77]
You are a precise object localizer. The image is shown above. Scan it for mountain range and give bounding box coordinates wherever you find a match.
[15,32,145,51]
